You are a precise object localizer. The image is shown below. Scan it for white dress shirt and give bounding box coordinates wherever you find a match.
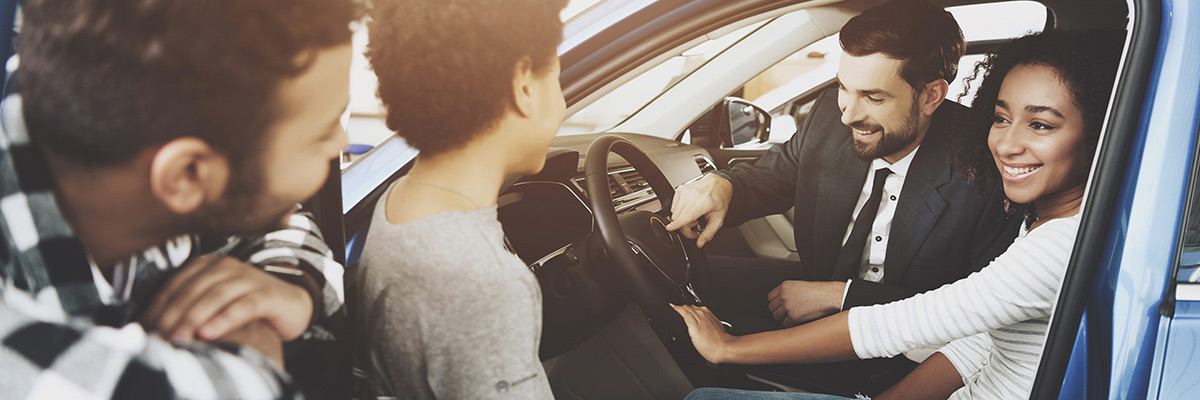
[839,146,920,304]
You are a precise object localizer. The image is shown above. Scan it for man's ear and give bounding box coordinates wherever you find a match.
[510,56,536,118]
[921,79,950,116]
[148,137,230,215]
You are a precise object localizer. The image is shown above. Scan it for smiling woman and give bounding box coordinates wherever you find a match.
[954,30,1119,222]
[989,64,1089,213]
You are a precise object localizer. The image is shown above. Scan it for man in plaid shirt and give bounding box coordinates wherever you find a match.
[0,0,359,398]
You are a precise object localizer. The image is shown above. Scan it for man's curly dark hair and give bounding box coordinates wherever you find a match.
[366,0,567,156]
[952,30,1125,217]
[19,0,361,169]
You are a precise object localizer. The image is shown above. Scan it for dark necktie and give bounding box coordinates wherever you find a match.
[832,167,892,281]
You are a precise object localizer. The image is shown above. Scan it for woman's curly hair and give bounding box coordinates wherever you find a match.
[367,0,567,156]
[952,30,1125,219]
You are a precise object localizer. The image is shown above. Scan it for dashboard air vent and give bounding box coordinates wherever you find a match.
[695,156,717,174]
[615,169,650,192]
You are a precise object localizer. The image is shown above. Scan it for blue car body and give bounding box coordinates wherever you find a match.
[1052,0,1200,398]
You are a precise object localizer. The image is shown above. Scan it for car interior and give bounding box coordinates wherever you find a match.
[317,0,1135,398]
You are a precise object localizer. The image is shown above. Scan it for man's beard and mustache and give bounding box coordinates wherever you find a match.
[186,172,299,237]
[849,99,922,161]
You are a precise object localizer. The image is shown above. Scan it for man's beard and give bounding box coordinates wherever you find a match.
[186,173,298,237]
[849,99,922,161]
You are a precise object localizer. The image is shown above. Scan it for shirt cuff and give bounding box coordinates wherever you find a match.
[840,279,853,310]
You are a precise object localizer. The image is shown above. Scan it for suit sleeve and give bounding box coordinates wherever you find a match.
[0,301,297,400]
[841,279,920,309]
[968,182,1022,273]
[718,90,841,227]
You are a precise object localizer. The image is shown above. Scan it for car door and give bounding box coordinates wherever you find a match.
[1153,148,1200,399]
[1030,0,1198,398]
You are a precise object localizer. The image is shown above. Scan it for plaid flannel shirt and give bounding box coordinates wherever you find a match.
[0,95,345,399]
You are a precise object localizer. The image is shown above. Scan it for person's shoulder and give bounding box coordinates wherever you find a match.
[1030,213,1083,240]
[1013,214,1082,262]
[926,98,970,137]
[807,87,842,124]
[360,238,486,276]
[792,87,849,148]
[359,224,517,280]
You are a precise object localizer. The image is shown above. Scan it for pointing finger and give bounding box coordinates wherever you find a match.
[665,206,702,231]
[696,216,724,247]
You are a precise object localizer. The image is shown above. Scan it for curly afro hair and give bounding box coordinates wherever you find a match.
[366,0,567,156]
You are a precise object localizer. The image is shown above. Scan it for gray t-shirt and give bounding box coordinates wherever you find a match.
[349,187,552,399]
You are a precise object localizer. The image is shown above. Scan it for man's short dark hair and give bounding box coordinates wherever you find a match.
[839,0,965,90]
[19,0,360,169]
[366,0,567,156]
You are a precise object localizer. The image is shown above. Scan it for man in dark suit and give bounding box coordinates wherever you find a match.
[666,1,1020,393]
[666,0,1019,385]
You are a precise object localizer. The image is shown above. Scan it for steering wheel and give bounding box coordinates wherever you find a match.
[584,135,707,337]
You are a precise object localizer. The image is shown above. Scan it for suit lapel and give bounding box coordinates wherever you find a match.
[812,134,869,279]
[883,108,958,284]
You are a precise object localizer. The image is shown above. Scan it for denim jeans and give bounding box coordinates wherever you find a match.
[684,388,869,400]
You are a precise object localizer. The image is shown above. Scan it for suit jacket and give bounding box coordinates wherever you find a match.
[718,88,1020,308]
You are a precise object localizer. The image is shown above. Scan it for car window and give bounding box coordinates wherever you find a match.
[344,25,391,166]
[562,0,605,22]
[557,18,769,136]
[1178,134,1200,283]
[342,1,636,159]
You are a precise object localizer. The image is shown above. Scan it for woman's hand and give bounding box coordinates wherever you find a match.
[671,304,736,364]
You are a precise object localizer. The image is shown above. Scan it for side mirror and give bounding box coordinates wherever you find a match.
[722,97,771,147]
[687,97,772,148]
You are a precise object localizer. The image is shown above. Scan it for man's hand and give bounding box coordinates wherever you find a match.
[664,173,734,247]
[142,256,314,343]
[767,280,847,327]
[218,320,285,367]
[671,304,735,364]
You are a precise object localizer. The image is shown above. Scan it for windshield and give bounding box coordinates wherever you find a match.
[559,1,1048,138]
[558,19,769,136]
[560,0,657,54]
